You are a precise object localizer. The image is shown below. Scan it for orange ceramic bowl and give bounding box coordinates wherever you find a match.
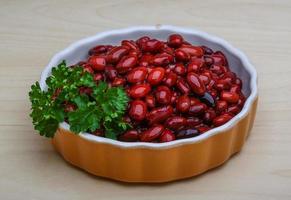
[40,26,258,183]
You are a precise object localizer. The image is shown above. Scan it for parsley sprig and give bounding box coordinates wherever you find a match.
[29,61,130,139]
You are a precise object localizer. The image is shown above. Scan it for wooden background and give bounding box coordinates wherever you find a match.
[0,0,291,199]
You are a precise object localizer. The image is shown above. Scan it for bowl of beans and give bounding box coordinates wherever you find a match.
[41,25,258,182]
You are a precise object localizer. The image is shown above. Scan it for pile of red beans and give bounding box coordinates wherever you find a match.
[76,34,246,143]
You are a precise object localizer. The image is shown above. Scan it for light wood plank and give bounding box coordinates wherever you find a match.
[1,0,291,199]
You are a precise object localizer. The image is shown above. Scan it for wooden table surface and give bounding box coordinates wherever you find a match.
[1,0,291,199]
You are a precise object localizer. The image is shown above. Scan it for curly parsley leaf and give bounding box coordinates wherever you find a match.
[68,95,101,133]
[29,82,64,137]
[29,61,129,139]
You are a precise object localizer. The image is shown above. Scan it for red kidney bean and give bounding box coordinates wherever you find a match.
[196,125,210,133]
[221,66,228,73]
[52,88,62,101]
[207,79,216,90]
[152,53,173,66]
[201,69,212,78]
[188,103,207,115]
[88,56,106,71]
[139,54,153,67]
[177,46,203,57]
[93,73,104,82]
[145,94,156,108]
[129,100,147,121]
[116,55,137,74]
[203,55,214,66]
[203,108,216,124]
[79,86,93,96]
[163,72,178,87]
[215,79,231,91]
[199,92,215,107]
[213,113,233,127]
[122,40,139,51]
[214,51,228,66]
[76,61,87,67]
[220,76,232,84]
[176,95,191,113]
[155,85,172,105]
[123,115,132,124]
[170,96,177,105]
[227,105,240,114]
[230,85,241,93]
[212,54,226,66]
[165,116,187,130]
[235,78,242,88]
[119,130,139,142]
[210,65,226,75]
[190,97,200,106]
[201,45,213,55]
[211,72,219,81]
[176,78,191,94]
[147,105,173,125]
[91,129,105,137]
[126,66,147,83]
[128,50,140,58]
[176,128,199,139]
[83,65,94,74]
[88,45,108,56]
[186,117,202,128]
[106,45,113,51]
[64,102,76,112]
[147,67,165,85]
[140,125,164,142]
[160,129,176,142]
[112,77,125,87]
[168,64,176,70]
[187,72,206,95]
[174,63,186,75]
[188,58,204,72]
[129,51,140,59]
[237,95,246,108]
[141,39,163,52]
[168,34,184,47]
[209,89,218,98]
[170,91,179,104]
[199,74,210,85]
[221,91,240,103]
[105,66,118,80]
[222,71,236,81]
[146,66,155,73]
[136,36,150,47]
[162,44,175,55]
[107,46,130,64]
[129,84,151,99]
[165,67,171,74]
[165,52,175,62]
[175,49,190,62]
[216,100,228,113]
[223,77,233,86]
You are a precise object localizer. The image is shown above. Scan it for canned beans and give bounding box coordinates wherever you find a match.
[78,34,246,142]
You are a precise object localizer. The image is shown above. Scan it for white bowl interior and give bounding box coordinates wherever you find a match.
[40,25,257,148]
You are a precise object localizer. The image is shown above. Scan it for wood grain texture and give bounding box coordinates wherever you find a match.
[0,0,290,199]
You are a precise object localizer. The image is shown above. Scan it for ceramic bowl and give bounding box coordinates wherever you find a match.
[40,25,258,183]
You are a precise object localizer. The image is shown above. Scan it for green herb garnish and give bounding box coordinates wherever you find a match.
[29,61,130,139]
